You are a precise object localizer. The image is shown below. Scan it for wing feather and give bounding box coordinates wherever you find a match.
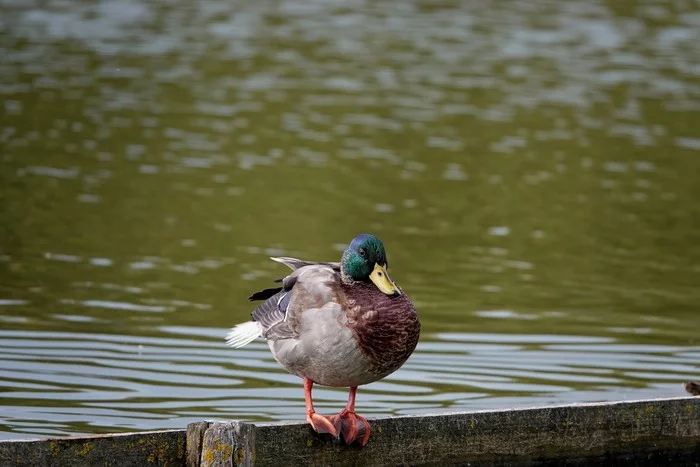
[247,259,341,342]
[270,256,340,271]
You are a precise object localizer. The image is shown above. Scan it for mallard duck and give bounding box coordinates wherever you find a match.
[226,234,420,446]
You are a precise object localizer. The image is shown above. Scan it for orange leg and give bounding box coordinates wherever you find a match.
[328,386,371,446]
[304,378,338,437]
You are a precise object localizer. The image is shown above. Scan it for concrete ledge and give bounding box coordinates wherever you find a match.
[1,397,699,466]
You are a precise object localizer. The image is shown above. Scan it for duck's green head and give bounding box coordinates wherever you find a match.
[341,234,401,296]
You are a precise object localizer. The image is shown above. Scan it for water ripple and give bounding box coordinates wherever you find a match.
[0,329,696,439]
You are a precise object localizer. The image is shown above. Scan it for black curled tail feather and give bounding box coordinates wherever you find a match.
[249,287,283,301]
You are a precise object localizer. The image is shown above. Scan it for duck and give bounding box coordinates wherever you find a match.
[226,233,420,446]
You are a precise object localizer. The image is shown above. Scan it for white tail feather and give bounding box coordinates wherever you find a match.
[225,321,262,348]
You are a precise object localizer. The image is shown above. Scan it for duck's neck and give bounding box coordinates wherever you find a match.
[340,270,363,286]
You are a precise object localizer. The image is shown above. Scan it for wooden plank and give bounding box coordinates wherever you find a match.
[187,422,210,467]
[2,397,699,466]
[196,397,700,466]
[0,429,186,467]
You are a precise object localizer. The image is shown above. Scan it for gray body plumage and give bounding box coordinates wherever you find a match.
[238,257,419,388]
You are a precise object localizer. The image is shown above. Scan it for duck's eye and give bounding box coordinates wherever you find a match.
[358,248,366,258]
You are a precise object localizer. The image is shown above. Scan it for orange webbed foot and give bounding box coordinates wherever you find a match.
[328,410,371,446]
[306,410,339,438]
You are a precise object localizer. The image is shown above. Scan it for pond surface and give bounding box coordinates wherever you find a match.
[1,0,700,440]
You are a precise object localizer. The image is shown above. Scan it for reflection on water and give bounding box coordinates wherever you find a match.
[1,0,700,439]
[1,328,698,440]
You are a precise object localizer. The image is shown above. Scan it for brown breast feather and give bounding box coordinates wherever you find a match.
[340,282,420,378]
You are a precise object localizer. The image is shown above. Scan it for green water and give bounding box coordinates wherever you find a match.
[1,0,699,440]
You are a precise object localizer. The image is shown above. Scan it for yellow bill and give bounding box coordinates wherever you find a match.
[370,263,401,296]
